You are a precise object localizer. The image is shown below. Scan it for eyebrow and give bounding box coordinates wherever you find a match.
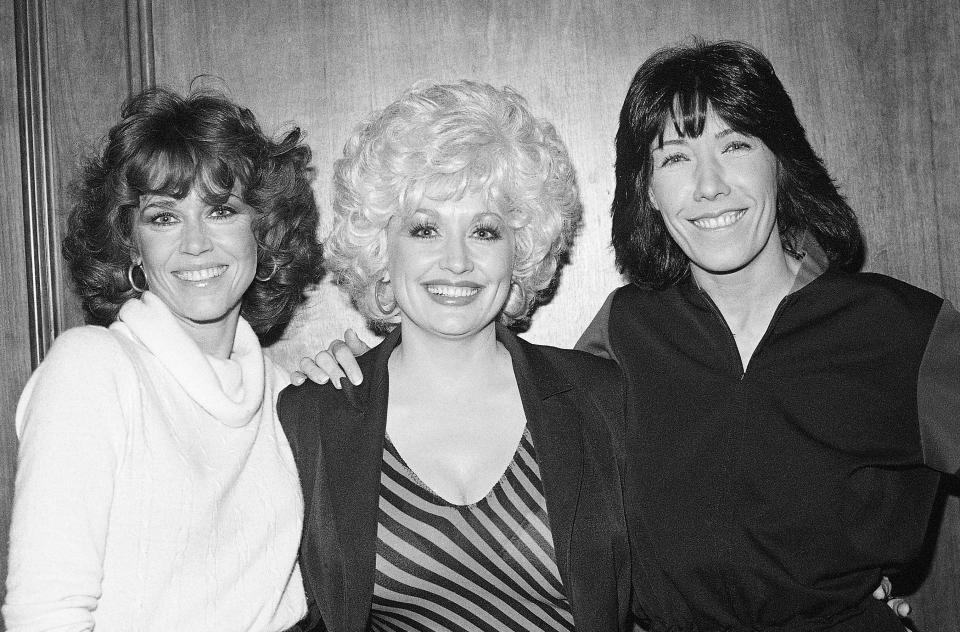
[406,208,439,223]
[657,138,686,148]
[655,127,740,149]
[140,197,177,210]
[475,212,506,225]
[141,192,245,207]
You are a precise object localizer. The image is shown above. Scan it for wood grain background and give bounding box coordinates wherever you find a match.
[0,0,32,612]
[2,1,958,629]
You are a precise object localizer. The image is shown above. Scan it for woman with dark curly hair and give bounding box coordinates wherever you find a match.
[3,87,322,631]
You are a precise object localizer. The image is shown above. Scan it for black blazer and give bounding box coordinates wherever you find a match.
[278,324,632,632]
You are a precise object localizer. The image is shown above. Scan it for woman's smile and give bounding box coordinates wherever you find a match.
[173,265,229,284]
[424,281,483,304]
[691,208,747,230]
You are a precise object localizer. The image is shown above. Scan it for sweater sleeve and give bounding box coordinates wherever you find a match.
[3,328,133,632]
[917,298,960,476]
[574,290,617,360]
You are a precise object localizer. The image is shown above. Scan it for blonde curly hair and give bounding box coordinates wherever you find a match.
[327,80,582,329]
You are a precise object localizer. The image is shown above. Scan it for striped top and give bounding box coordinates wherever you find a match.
[370,428,575,632]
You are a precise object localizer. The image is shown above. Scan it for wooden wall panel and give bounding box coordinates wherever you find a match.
[43,0,146,331]
[0,0,33,614]
[770,2,945,295]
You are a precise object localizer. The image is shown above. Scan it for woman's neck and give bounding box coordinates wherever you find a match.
[389,321,508,387]
[175,309,241,359]
[690,241,801,371]
[385,320,525,506]
[691,242,800,328]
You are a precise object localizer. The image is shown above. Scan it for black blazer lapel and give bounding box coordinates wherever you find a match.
[496,325,583,593]
[315,328,399,631]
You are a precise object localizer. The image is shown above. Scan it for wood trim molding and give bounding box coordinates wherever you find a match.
[14,0,61,369]
[125,0,155,93]
[14,0,155,368]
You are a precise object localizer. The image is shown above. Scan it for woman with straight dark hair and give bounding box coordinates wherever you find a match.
[4,87,323,631]
[609,39,864,289]
[578,38,959,631]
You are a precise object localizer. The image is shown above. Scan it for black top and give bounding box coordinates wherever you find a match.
[578,262,960,631]
[278,324,633,632]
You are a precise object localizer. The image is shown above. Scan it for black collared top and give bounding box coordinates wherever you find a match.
[577,239,960,632]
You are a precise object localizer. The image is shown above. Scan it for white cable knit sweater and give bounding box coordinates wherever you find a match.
[3,292,306,631]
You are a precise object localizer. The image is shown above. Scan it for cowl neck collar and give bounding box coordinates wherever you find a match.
[115,291,266,428]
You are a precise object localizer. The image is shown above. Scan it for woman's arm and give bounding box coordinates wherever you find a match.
[3,329,130,632]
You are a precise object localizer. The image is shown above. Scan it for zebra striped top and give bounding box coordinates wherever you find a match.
[370,428,575,632]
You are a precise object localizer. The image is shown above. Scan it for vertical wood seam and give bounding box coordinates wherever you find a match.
[14,0,61,369]
[923,1,948,297]
[126,0,155,94]
[138,0,156,89]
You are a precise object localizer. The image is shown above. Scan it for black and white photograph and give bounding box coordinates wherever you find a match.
[1,1,958,630]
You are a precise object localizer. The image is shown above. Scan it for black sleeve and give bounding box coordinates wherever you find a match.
[917,298,960,476]
[575,290,617,361]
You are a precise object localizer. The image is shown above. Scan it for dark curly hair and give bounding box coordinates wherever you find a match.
[612,38,864,287]
[62,87,323,339]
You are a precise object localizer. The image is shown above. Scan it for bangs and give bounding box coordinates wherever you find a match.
[670,87,710,139]
[652,89,752,150]
[401,164,509,217]
[652,88,709,149]
[123,140,246,205]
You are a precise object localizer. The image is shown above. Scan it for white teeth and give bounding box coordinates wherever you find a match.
[693,209,746,229]
[174,265,227,282]
[427,285,480,298]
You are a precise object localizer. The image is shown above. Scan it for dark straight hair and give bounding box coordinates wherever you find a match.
[612,38,864,287]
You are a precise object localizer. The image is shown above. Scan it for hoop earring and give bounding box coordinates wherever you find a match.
[375,277,396,316]
[127,262,147,293]
[255,259,279,282]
